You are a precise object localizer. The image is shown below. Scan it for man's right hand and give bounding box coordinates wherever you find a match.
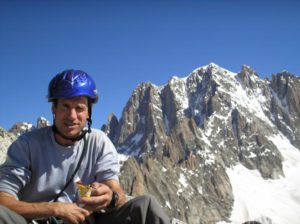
[52,202,91,224]
[0,192,91,224]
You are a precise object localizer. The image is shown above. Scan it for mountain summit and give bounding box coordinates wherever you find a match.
[103,63,300,224]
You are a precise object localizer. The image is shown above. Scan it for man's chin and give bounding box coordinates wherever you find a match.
[61,129,82,138]
[66,132,82,138]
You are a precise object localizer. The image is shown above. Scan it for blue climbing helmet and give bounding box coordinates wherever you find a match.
[48,69,98,139]
[48,69,98,103]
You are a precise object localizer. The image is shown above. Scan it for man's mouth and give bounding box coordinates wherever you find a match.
[64,122,78,128]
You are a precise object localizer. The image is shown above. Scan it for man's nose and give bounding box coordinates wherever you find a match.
[67,108,77,119]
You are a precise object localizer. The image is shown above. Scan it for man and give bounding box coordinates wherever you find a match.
[0,69,170,224]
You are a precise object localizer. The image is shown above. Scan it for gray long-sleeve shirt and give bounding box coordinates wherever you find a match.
[0,126,119,203]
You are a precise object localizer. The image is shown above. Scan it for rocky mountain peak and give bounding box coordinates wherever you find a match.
[191,63,234,78]
[9,122,35,136]
[106,63,300,224]
[101,113,119,141]
[8,117,51,136]
[37,116,51,128]
[270,71,300,148]
[240,64,259,77]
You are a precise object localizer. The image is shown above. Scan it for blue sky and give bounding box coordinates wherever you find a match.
[0,0,299,130]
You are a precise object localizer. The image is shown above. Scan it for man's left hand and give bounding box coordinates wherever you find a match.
[79,182,113,212]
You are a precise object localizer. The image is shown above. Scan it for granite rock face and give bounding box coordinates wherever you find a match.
[105,63,300,224]
[0,127,16,164]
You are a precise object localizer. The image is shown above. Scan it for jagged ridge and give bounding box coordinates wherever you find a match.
[104,63,300,224]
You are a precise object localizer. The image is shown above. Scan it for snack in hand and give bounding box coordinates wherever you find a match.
[76,181,91,198]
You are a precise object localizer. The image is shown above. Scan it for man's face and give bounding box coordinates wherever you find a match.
[53,96,89,139]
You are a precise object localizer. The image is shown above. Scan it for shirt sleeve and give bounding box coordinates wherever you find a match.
[94,133,120,182]
[0,137,32,197]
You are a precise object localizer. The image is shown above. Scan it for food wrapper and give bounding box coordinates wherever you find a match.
[75,180,91,198]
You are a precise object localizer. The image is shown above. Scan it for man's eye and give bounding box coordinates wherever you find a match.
[76,108,83,112]
[62,105,69,111]
[76,106,87,112]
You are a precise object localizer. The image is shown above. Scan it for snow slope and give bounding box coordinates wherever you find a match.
[227,132,300,224]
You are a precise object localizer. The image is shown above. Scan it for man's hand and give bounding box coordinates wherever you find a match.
[0,192,91,224]
[52,202,91,224]
[79,182,113,212]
